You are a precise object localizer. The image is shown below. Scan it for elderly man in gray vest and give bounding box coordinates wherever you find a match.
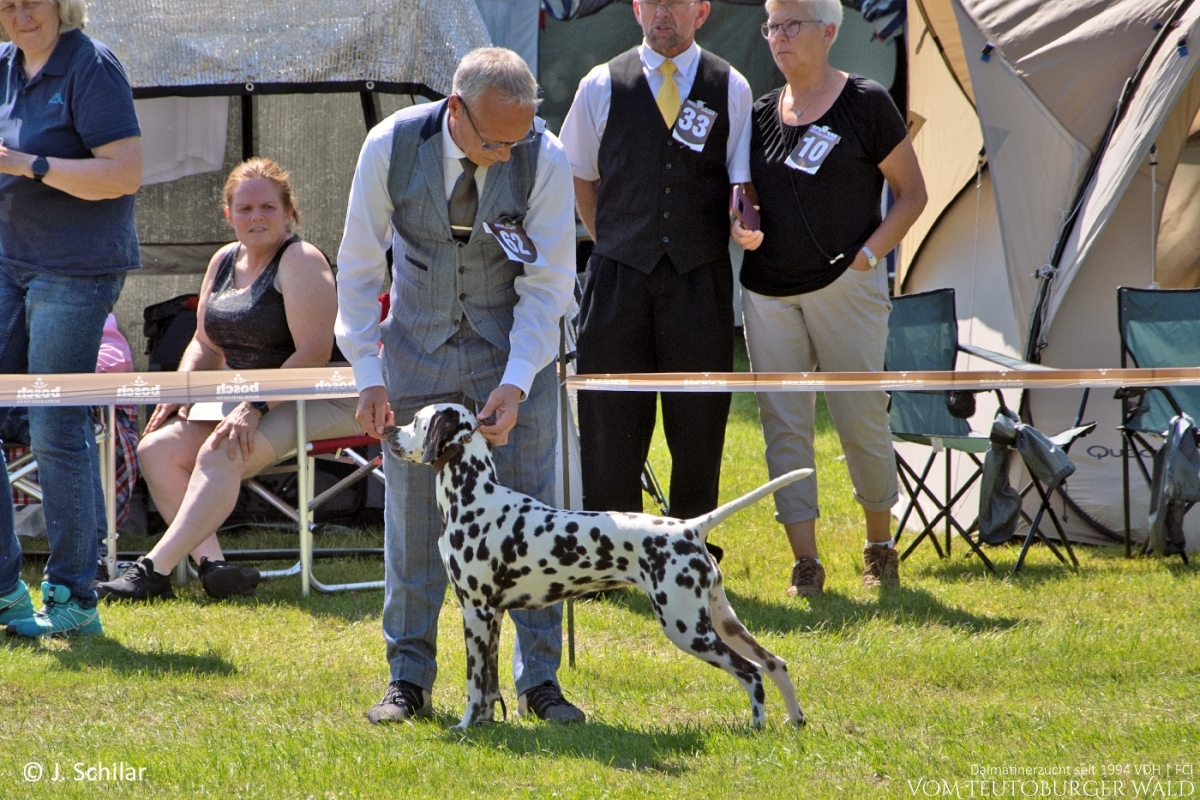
[335,47,583,725]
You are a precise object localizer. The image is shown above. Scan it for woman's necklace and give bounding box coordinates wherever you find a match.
[787,68,831,122]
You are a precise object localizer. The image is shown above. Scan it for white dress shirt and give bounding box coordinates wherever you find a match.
[558,42,753,183]
[335,104,577,396]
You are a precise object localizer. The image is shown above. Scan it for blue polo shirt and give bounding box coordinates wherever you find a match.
[0,29,141,275]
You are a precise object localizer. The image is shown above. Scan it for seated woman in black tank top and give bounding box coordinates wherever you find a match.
[97,159,362,602]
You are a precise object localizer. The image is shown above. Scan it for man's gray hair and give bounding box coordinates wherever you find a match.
[764,0,843,45]
[452,47,541,107]
[0,0,87,43]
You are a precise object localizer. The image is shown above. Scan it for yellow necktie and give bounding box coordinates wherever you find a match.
[656,60,681,128]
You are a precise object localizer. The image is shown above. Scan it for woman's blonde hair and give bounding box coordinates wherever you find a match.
[0,0,87,43]
[223,158,301,228]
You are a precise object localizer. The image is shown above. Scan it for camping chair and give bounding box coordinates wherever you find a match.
[173,399,386,596]
[1116,286,1200,563]
[886,288,1057,572]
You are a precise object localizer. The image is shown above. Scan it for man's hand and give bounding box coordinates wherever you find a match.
[356,385,394,439]
[477,383,523,446]
[145,403,186,434]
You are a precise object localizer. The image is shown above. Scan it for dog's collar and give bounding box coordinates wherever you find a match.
[430,424,480,472]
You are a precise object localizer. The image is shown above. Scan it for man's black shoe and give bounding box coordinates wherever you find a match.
[95,557,176,602]
[198,558,260,599]
[518,681,585,724]
[367,679,431,724]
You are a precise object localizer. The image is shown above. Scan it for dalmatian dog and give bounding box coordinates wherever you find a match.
[385,403,811,730]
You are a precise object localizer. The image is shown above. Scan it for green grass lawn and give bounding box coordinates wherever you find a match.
[3,341,1198,799]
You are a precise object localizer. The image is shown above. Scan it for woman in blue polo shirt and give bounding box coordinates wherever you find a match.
[0,0,142,637]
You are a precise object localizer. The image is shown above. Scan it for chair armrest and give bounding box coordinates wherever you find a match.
[957,343,1057,371]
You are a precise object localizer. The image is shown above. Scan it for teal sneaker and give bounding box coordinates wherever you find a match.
[0,580,34,625]
[5,582,102,638]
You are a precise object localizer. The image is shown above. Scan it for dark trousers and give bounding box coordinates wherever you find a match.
[576,253,734,519]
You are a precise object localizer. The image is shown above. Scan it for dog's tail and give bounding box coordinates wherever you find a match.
[687,468,813,542]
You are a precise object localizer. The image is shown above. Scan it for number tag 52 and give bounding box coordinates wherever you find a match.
[786,125,841,175]
[672,100,718,152]
[484,217,547,266]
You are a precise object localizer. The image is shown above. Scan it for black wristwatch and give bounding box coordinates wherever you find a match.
[248,401,269,414]
[31,156,49,182]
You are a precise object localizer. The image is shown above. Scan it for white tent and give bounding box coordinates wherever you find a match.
[900,0,1200,550]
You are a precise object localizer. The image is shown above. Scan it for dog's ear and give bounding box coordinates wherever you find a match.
[421,407,461,464]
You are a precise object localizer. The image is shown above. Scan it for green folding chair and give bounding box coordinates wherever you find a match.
[1116,286,1200,563]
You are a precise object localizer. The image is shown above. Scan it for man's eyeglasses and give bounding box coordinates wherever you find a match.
[457,97,539,152]
[760,19,824,39]
[638,0,698,14]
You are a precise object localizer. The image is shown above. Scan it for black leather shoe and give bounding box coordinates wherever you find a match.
[518,681,585,724]
[367,680,432,724]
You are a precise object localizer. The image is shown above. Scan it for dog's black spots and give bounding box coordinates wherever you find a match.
[533,525,545,537]
[476,540,490,562]
[590,528,601,541]
[448,555,461,581]
[624,541,634,552]
[571,575,592,585]
[508,594,532,609]
[520,565,531,576]
[448,529,465,550]
[616,557,629,571]
[461,510,476,525]
[675,572,695,589]
[544,582,568,604]
[696,609,712,636]
[502,504,511,513]
[519,504,532,515]
[468,523,480,541]
[512,515,526,536]
[480,583,493,597]
[471,598,482,608]
[690,637,711,654]
[484,483,495,494]
[542,567,557,575]
[565,521,579,534]
[463,546,474,563]
[687,557,712,588]
[654,591,668,607]
[653,519,664,526]
[467,575,478,591]
[550,535,582,567]
[481,522,491,535]
[622,513,638,519]
[676,620,688,634]
[538,558,548,568]
[766,660,777,673]
[673,540,698,556]
[577,560,592,570]
[449,504,458,523]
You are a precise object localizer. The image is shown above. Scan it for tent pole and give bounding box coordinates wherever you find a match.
[241,94,255,160]
[1150,144,1159,287]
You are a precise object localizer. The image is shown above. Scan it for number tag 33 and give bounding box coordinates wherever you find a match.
[484,217,547,266]
[672,100,718,152]
[786,125,841,175]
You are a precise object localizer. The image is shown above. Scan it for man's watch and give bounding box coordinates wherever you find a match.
[860,245,879,269]
[248,401,269,414]
[31,156,49,182]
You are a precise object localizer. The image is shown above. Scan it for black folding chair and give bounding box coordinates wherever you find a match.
[1116,286,1200,563]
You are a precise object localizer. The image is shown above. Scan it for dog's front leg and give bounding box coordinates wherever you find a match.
[456,607,504,729]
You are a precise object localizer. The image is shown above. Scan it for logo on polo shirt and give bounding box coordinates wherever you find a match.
[48,92,65,105]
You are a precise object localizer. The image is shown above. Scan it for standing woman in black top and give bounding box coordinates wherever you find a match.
[731,0,926,597]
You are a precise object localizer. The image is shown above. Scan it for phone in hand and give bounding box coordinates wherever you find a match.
[732,184,760,232]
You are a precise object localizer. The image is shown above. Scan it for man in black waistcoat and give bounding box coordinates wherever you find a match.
[560,0,753,522]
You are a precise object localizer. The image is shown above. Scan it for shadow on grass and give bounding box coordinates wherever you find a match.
[435,717,708,774]
[5,634,237,677]
[586,583,1019,634]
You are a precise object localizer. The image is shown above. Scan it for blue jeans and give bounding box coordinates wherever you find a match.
[0,265,125,602]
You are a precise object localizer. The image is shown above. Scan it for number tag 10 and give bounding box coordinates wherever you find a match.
[785,125,841,175]
[484,217,547,266]
[672,100,718,152]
